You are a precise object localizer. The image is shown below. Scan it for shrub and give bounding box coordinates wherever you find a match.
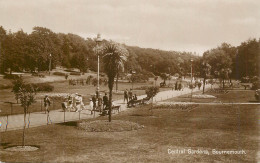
[70,72,81,76]
[0,84,12,90]
[4,74,19,79]
[145,86,159,98]
[134,86,149,90]
[25,83,54,92]
[53,72,66,76]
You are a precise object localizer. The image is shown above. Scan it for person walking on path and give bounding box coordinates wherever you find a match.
[89,98,94,114]
[97,94,103,112]
[178,82,182,91]
[92,95,97,109]
[128,89,133,101]
[103,93,108,110]
[175,82,178,91]
[44,95,51,114]
[124,89,129,103]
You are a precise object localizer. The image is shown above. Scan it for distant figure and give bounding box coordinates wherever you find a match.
[128,89,133,101]
[89,98,94,113]
[178,82,182,91]
[97,94,103,112]
[92,95,97,109]
[44,95,51,114]
[103,93,108,110]
[133,94,137,100]
[175,82,178,90]
[198,82,202,90]
[124,89,128,103]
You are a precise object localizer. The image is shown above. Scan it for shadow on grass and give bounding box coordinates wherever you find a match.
[0,142,11,147]
[130,114,153,117]
[58,121,78,126]
[248,100,260,103]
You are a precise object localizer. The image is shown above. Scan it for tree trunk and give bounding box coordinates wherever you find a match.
[23,107,27,147]
[202,78,206,94]
[108,77,114,122]
[108,88,112,122]
[116,72,119,92]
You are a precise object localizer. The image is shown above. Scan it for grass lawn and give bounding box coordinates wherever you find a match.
[0,90,258,162]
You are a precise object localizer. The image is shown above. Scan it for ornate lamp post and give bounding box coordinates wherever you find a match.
[190,58,193,102]
[49,54,52,75]
[95,34,102,97]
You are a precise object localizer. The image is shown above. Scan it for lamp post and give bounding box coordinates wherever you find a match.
[190,59,193,102]
[95,33,102,97]
[49,54,52,75]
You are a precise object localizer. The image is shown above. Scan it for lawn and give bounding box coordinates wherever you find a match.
[0,90,258,162]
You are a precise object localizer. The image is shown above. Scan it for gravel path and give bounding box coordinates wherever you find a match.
[0,85,210,132]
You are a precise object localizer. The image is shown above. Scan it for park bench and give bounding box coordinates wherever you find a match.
[142,97,151,104]
[112,105,121,113]
[100,105,121,115]
[240,83,251,90]
[127,99,142,107]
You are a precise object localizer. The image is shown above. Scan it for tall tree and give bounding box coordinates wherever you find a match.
[102,41,128,122]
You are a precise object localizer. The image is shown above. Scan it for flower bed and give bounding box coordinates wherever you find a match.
[153,102,199,110]
[192,94,217,99]
[78,120,144,132]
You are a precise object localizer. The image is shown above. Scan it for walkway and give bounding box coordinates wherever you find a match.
[0,86,208,132]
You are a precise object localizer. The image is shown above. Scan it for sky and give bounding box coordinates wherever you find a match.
[0,0,260,55]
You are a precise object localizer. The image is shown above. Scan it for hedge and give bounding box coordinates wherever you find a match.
[25,83,54,92]
[53,72,66,76]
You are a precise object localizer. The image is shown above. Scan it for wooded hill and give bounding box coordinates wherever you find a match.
[0,26,259,80]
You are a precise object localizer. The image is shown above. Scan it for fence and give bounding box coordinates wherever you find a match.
[0,108,95,132]
[0,99,62,117]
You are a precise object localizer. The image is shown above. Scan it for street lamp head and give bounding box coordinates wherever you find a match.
[96,33,102,43]
[50,54,52,57]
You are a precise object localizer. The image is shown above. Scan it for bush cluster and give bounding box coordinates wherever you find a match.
[53,72,66,76]
[70,72,81,76]
[3,74,19,79]
[25,83,54,92]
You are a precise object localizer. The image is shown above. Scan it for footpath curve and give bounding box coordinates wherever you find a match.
[0,86,209,132]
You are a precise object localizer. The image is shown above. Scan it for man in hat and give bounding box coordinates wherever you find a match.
[103,93,108,110]
[89,98,94,114]
[97,93,103,112]
[44,95,51,114]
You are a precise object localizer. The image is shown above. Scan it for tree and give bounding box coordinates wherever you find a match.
[18,83,36,147]
[159,73,168,84]
[203,48,232,89]
[145,86,159,99]
[200,61,211,94]
[102,41,128,122]
[12,76,24,103]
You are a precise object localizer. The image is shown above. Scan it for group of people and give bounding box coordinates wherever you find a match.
[59,92,111,114]
[61,93,85,112]
[174,82,184,91]
[89,92,109,113]
[123,89,137,103]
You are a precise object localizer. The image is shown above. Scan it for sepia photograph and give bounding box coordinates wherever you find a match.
[0,0,259,162]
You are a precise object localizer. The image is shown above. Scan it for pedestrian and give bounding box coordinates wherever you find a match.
[178,82,182,91]
[175,82,178,90]
[133,94,137,100]
[128,89,133,101]
[97,94,103,112]
[44,95,51,114]
[89,98,94,114]
[92,95,97,109]
[198,82,202,90]
[103,93,108,110]
[124,89,128,103]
